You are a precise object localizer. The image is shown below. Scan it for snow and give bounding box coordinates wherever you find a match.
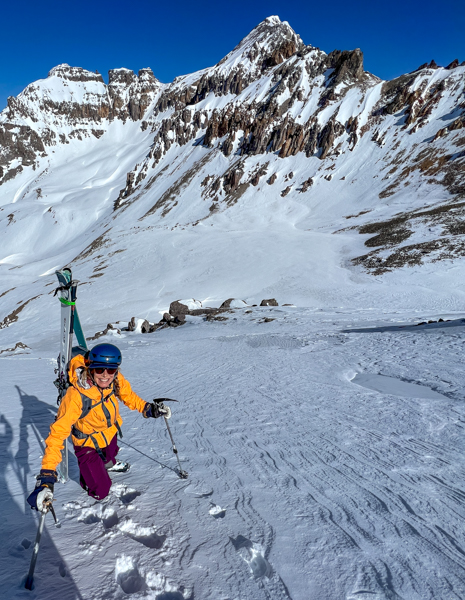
[228,299,248,308]
[3,305,465,599]
[265,16,281,25]
[351,373,448,400]
[176,299,202,310]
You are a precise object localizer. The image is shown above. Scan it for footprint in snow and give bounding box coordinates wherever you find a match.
[115,555,145,595]
[78,506,120,528]
[348,562,402,600]
[145,571,190,598]
[119,520,167,549]
[120,490,141,504]
[11,538,32,557]
[183,482,213,498]
[115,556,189,597]
[112,483,142,505]
[230,535,272,579]
[102,509,120,529]
[209,504,226,518]
[63,500,85,511]
[79,507,101,525]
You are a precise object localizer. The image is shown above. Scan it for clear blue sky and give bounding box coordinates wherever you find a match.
[1,0,464,111]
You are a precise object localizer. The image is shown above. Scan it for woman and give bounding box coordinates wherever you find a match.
[27,343,171,511]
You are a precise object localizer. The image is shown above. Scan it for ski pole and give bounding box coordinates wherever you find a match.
[25,499,60,590]
[153,399,188,479]
[119,438,178,474]
[163,417,188,479]
[25,509,47,590]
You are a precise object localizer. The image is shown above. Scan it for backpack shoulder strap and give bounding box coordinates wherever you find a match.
[78,391,100,420]
[75,388,123,439]
[77,390,115,420]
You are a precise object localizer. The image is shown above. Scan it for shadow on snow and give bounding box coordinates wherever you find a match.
[342,318,465,334]
[0,387,83,598]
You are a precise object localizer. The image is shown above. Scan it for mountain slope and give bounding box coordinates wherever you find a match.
[0,15,464,342]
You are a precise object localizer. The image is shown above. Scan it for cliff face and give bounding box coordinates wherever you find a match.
[0,15,464,276]
[0,64,160,184]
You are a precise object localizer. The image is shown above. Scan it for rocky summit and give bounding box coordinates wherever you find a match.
[0,15,464,310]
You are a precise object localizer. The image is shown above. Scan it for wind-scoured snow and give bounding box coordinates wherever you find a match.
[2,306,465,599]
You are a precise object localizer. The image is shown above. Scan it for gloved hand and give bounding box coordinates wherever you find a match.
[143,400,172,419]
[27,469,57,512]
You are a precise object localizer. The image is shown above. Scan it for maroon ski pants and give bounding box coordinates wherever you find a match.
[74,435,119,500]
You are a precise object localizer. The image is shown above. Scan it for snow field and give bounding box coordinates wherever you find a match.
[2,306,465,598]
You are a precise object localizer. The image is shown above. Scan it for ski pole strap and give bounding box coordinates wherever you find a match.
[53,281,74,296]
[58,298,76,306]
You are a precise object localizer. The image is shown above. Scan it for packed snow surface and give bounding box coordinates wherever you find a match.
[2,302,465,599]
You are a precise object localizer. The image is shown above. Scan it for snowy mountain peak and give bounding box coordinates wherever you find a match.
[138,68,158,82]
[219,14,304,71]
[265,15,281,25]
[47,63,104,83]
[159,15,306,119]
[108,67,159,87]
[108,68,138,86]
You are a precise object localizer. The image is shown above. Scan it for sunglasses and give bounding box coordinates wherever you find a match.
[92,367,118,375]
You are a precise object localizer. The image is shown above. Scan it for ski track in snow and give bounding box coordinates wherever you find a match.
[2,308,465,598]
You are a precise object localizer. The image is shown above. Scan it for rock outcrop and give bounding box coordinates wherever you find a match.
[260,299,279,306]
[0,64,160,185]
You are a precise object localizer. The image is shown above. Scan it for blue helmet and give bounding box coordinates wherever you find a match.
[87,343,122,369]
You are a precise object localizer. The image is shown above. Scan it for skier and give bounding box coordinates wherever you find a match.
[27,343,172,511]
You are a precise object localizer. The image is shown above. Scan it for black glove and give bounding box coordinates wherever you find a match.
[143,400,173,419]
[27,469,57,512]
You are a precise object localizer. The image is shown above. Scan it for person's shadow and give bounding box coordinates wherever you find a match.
[0,412,83,597]
[14,385,80,493]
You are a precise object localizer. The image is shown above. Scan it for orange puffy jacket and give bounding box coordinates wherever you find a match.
[42,354,148,472]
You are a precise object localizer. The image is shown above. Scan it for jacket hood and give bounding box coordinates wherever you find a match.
[68,354,92,390]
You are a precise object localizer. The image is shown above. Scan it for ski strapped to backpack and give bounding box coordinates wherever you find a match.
[53,268,88,483]
[71,389,123,461]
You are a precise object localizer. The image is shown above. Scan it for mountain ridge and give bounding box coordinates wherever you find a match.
[0,15,464,336]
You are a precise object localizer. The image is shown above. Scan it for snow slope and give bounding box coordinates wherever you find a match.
[2,306,465,599]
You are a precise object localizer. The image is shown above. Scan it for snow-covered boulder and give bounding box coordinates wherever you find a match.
[128,317,151,333]
[220,298,248,309]
[169,299,203,317]
[178,299,203,310]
